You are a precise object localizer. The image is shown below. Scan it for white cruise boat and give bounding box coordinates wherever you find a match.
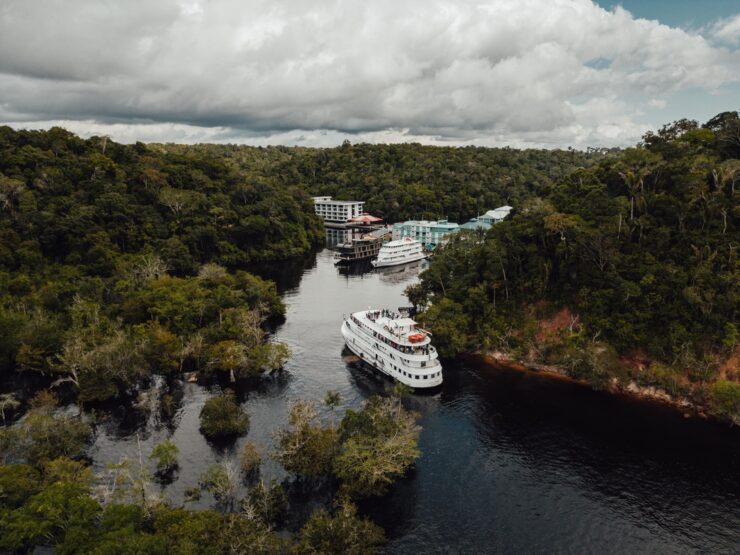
[341,309,443,388]
[371,237,427,268]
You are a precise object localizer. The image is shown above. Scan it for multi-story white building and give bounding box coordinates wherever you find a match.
[312,196,365,225]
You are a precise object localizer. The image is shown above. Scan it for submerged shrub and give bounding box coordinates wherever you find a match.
[199,391,249,440]
[150,439,179,474]
[239,441,261,475]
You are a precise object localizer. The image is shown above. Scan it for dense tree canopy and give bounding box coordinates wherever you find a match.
[0,114,737,552]
[0,128,312,403]
[410,113,739,422]
[274,141,605,223]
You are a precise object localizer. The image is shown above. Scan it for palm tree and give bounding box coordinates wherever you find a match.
[618,167,651,221]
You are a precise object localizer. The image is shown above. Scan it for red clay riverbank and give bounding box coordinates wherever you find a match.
[461,351,714,421]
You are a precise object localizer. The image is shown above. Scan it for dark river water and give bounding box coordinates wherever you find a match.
[89,244,740,554]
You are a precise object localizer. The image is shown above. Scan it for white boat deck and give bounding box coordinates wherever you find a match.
[351,310,435,352]
[341,309,443,388]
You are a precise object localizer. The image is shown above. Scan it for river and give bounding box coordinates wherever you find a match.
[89,245,740,554]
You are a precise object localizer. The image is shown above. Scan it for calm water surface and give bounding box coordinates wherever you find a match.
[90,247,740,554]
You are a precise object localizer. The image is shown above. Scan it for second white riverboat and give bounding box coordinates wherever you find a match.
[371,237,427,268]
[341,308,443,388]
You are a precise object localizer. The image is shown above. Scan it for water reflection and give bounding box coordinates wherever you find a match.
[336,259,374,278]
[372,361,740,554]
[87,249,739,554]
[324,227,363,248]
[246,251,318,293]
[375,260,424,284]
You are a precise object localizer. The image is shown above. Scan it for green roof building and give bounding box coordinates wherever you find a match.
[392,207,512,248]
[392,219,460,248]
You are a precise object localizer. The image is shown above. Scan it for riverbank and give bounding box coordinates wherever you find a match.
[465,351,737,425]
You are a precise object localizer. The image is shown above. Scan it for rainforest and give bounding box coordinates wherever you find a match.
[0,112,738,553]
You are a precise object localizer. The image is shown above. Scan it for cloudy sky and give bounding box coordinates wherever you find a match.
[1,0,739,149]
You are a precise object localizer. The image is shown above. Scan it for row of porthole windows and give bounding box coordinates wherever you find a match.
[397,368,441,380]
[350,331,438,381]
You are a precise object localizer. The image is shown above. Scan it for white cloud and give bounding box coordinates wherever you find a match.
[0,0,738,148]
[709,14,740,46]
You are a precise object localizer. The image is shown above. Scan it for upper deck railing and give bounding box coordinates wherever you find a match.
[350,311,437,356]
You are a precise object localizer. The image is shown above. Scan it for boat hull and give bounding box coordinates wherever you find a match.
[341,320,442,388]
[371,252,427,268]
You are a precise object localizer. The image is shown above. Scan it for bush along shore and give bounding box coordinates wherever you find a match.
[408,113,739,425]
[0,387,421,553]
[467,340,739,422]
[0,125,608,553]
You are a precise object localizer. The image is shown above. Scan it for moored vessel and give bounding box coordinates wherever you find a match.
[371,237,427,268]
[334,228,391,264]
[341,308,443,388]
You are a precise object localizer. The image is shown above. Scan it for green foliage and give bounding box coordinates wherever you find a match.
[0,128,307,405]
[0,403,92,465]
[142,321,182,374]
[324,390,341,409]
[274,400,338,477]
[239,441,262,475]
[412,113,739,414]
[150,439,179,474]
[199,463,239,509]
[335,396,421,498]
[292,499,386,555]
[283,142,602,224]
[0,128,322,274]
[554,339,621,391]
[639,362,685,396]
[248,341,291,375]
[242,479,288,527]
[418,297,470,358]
[42,457,93,487]
[274,395,422,498]
[0,464,41,509]
[710,381,740,424]
[199,391,249,440]
[96,505,286,554]
[0,466,288,554]
[151,507,224,552]
[722,322,738,349]
[0,481,99,553]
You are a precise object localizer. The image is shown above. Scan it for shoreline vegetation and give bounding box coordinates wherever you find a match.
[0,112,738,552]
[0,389,419,553]
[466,350,737,422]
[410,112,739,427]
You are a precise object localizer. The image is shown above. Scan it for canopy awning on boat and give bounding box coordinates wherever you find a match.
[348,213,383,224]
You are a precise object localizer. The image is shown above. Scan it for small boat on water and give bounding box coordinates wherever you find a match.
[341,308,443,388]
[371,237,427,268]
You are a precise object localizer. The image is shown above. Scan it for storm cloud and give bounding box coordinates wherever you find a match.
[1,0,739,147]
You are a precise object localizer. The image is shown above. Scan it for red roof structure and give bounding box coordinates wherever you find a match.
[348,213,383,224]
